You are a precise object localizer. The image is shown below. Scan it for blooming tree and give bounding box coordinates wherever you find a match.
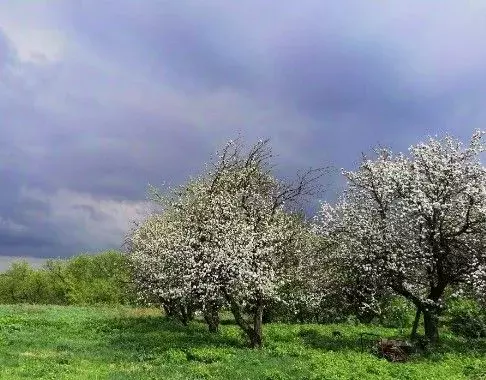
[127,138,326,347]
[127,176,234,330]
[315,130,486,343]
[127,208,198,325]
[275,230,344,323]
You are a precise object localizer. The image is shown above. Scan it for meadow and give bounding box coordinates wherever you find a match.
[0,305,485,380]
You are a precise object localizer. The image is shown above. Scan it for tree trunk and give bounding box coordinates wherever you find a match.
[162,301,176,318]
[162,304,170,316]
[250,302,264,348]
[423,310,439,344]
[410,307,421,340]
[225,293,264,348]
[203,306,220,333]
[178,303,195,326]
[179,306,189,326]
[391,282,445,344]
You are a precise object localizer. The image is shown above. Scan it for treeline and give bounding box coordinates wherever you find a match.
[0,250,136,305]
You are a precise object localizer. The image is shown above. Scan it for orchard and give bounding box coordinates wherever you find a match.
[127,131,486,347]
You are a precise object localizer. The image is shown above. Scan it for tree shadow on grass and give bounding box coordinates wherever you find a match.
[429,335,486,357]
[298,328,369,352]
[85,315,486,364]
[298,327,486,358]
[86,315,243,363]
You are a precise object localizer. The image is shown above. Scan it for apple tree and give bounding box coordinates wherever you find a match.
[315,130,486,343]
[127,138,326,346]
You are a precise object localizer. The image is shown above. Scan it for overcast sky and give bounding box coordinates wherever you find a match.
[1,1,486,264]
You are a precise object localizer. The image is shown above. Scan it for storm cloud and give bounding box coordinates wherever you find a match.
[1,1,486,261]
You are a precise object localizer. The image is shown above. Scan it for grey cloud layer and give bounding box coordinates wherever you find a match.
[1,1,486,260]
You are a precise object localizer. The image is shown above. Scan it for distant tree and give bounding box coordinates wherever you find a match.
[0,261,61,304]
[0,251,138,306]
[127,138,326,347]
[0,261,37,303]
[315,130,486,344]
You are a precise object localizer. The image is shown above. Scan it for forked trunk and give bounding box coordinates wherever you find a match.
[225,293,264,348]
[162,300,177,318]
[394,282,445,345]
[178,303,194,326]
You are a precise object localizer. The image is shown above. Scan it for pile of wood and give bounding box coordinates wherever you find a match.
[376,339,414,362]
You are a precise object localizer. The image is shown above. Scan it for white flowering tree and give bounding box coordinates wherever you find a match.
[127,138,326,347]
[126,209,199,325]
[274,230,342,323]
[126,177,229,330]
[315,130,486,343]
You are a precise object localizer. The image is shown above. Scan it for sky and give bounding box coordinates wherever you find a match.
[1,1,486,265]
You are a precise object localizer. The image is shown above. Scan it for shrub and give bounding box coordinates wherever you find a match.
[379,296,416,329]
[0,261,62,304]
[57,251,136,305]
[447,298,486,339]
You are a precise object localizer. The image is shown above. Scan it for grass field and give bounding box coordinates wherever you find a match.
[0,305,485,379]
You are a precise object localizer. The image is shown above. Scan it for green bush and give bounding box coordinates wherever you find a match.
[447,298,486,339]
[0,261,64,304]
[56,251,136,305]
[379,296,416,328]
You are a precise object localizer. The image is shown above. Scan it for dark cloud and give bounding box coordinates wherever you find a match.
[0,1,485,263]
[0,231,53,250]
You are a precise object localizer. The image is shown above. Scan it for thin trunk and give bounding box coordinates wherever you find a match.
[410,307,421,340]
[179,305,189,326]
[162,304,170,316]
[179,303,195,326]
[162,301,176,318]
[227,295,253,335]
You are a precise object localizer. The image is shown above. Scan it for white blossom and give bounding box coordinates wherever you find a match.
[315,130,486,341]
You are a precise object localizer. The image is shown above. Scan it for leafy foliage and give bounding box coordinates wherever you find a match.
[0,251,136,306]
[379,297,416,329]
[447,298,486,339]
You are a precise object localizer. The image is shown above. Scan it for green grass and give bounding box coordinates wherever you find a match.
[0,305,485,379]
